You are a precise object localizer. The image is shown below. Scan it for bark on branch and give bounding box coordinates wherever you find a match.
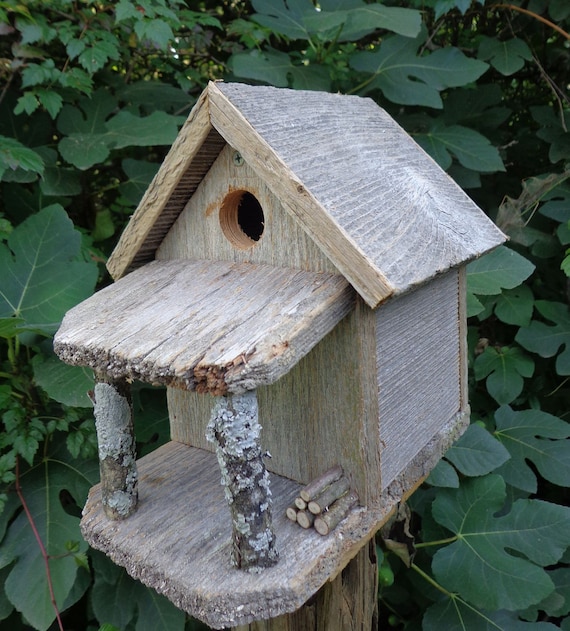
[206,391,278,571]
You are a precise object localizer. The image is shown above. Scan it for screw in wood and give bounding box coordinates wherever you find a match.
[233,151,244,166]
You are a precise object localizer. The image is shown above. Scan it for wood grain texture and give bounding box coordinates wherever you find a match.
[156,144,338,274]
[376,270,463,488]
[107,90,225,280]
[168,296,382,506]
[233,540,378,631]
[209,82,506,306]
[80,442,382,629]
[54,259,354,394]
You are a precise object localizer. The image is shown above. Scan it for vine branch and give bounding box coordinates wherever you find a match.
[492,4,570,41]
[15,458,64,631]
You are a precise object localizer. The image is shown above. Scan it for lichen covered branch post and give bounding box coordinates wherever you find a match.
[206,391,278,571]
[91,376,138,520]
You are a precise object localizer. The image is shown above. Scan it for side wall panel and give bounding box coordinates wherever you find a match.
[376,270,463,489]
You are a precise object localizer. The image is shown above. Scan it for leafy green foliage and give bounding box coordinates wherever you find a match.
[494,406,570,493]
[0,205,98,335]
[474,345,534,404]
[431,475,570,611]
[443,423,510,476]
[1,0,570,629]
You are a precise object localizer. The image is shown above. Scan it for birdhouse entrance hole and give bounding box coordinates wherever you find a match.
[220,189,264,249]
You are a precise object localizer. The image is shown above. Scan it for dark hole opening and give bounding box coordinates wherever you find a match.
[237,192,264,242]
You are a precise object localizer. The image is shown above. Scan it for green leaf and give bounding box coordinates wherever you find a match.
[473,346,534,404]
[431,475,570,611]
[478,37,532,76]
[36,88,63,118]
[0,460,92,631]
[40,166,82,197]
[467,246,535,296]
[0,135,44,180]
[0,205,98,334]
[105,110,182,149]
[230,49,331,90]
[425,459,459,487]
[444,423,510,476]
[133,581,185,631]
[33,354,94,407]
[424,597,559,630]
[494,406,570,493]
[137,18,174,49]
[494,284,534,326]
[78,39,120,73]
[515,300,570,375]
[120,159,160,206]
[350,32,488,108]
[415,123,504,172]
[115,0,140,22]
[251,0,316,40]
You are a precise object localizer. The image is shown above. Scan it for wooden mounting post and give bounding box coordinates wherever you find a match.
[233,539,378,630]
[91,376,138,520]
[206,391,278,571]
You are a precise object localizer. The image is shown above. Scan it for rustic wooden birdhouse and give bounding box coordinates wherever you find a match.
[54,82,505,629]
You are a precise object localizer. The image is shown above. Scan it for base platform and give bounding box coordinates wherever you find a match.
[81,441,379,629]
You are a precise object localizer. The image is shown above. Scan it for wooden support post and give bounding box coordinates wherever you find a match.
[233,539,378,630]
[91,376,138,520]
[206,391,278,571]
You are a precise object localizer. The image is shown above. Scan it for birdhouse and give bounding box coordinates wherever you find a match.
[54,82,505,629]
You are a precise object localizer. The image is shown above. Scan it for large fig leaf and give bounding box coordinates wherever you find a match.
[424,597,559,631]
[444,423,510,476]
[431,475,570,611]
[0,205,98,335]
[516,300,570,375]
[350,32,488,108]
[91,551,185,631]
[473,345,534,404]
[0,458,96,631]
[493,406,570,492]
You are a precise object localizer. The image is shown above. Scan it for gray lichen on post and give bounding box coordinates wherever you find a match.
[206,391,278,572]
[92,377,138,520]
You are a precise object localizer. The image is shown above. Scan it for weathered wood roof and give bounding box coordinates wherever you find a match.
[107,81,505,308]
[54,259,354,394]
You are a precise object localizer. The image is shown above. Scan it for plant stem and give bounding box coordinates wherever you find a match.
[411,562,454,597]
[15,458,65,631]
[415,535,458,548]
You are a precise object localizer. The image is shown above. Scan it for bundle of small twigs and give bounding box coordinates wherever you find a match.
[286,465,359,536]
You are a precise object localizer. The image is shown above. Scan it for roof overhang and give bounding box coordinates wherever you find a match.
[54,260,355,394]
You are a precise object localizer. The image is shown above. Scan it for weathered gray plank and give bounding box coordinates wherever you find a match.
[210,82,506,306]
[54,259,354,394]
[376,270,463,487]
[81,441,379,629]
